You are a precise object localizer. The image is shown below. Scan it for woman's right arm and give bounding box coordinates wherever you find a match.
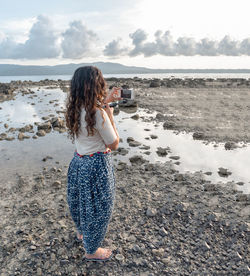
[103,104,119,150]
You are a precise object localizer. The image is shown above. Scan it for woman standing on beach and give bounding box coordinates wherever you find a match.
[65,66,121,261]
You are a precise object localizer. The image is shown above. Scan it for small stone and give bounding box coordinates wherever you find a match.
[146,207,157,217]
[127,137,134,142]
[218,167,232,177]
[174,173,184,181]
[42,156,53,162]
[204,171,212,175]
[117,147,129,156]
[42,116,50,120]
[149,80,161,88]
[36,130,46,137]
[131,114,139,120]
[159,227,168,236]
[224,141,237,150]
[132,244,141,252]
[4,123,8,128]
[150,134,158,139]
[52,180,61,188]
[58,248,64,255]
[139,145,150,150]
[152,248,164,257]
[156,113,165,121]
[156,147,168,156]
[37,122,52,130]
[5,136,15,141]
[19,124,33,132]
[193,131,205,140]
[129,155,147,164]
[202,241,210,250]
[163,121,175,129]
[115,254,125,261]
[18,132,25,140]
[126,235,136,242]
[203,183,217,191]
[169,155,180,160]
[37,268,42,276]
[116,164,124,171]
[129,140,141,147]
[236,194,248,202]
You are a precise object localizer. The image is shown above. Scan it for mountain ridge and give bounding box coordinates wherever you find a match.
[0,62,250,76]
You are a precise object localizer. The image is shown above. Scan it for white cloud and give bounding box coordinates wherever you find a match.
[240,38,250,55]
[61,21,98,59]
[1,15,250,61]
[0,31,6,43]
[0,15,60,59]
[218,35,241,56]
[103,38,129,57]
[104,29,250,57]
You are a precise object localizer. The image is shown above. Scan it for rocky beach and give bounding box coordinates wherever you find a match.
[0,77,250,275]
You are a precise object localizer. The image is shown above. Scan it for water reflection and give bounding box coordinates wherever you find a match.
[0,87,250,193]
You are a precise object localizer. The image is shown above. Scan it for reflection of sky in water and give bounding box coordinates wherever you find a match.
[0,87,250,193]
[0,100,39,125]
[0,87,65,131]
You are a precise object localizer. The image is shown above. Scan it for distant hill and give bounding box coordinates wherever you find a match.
[0,62,250,76]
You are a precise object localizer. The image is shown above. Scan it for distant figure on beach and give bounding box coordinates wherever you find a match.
[65,66,121,261]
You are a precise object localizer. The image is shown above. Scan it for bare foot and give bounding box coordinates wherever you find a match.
[77,232,83,240]
[85,248,112,260]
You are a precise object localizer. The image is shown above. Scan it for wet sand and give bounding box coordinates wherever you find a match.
[136,86,250,145]
[0,78,250,275]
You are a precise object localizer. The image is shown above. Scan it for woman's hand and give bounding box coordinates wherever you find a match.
[103,103,114,121]
[104,87,122,103]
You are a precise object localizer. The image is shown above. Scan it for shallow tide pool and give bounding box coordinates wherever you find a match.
[0,87,250,193]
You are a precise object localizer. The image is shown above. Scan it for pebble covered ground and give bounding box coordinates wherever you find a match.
[0,159,249,275]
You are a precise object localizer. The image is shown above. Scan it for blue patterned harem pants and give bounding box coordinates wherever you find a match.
[66,151,116,254]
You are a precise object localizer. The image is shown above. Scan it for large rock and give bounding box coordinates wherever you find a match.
[218,167,232,177]
[163,120,175,130]
[224,141,237,150]
[128,140,141,147]
[37,122,52,130]
[0,83,15,95]
[156,147,168,156]
[149,80,161,87]
[193,131,205,140]
[51,117,65,128]
[19,124,33,132]
[36,130,46,137]
[18,132,30,140]
[129,155,147,164]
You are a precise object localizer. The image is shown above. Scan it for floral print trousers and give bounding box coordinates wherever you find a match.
[67,151,116,254]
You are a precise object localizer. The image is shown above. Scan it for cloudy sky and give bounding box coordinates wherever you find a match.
[0,0,250,68]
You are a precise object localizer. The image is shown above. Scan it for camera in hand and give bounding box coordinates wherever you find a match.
[121,88,134,100]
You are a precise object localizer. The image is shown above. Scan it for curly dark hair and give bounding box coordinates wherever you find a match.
[65,66,107,143]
